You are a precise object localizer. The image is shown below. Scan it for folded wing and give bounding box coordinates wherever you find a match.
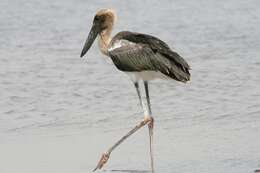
[108,31,190,82]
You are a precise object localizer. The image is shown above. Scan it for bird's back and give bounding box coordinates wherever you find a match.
[108,31,190,82]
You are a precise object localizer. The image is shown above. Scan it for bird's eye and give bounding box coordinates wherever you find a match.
[94,16,100,21]
[94,15,106,23]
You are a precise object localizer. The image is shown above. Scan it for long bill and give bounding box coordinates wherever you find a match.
[80,23,100,58]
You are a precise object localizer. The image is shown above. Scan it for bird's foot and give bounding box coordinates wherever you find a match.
[93,152,110,171]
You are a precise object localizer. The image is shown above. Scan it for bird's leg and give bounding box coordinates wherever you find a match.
[148,117,154,173]
[144,81,155,173]
[144,81,152,115]
[93,82,151,171]
[135,82,149,116]
[93,82,154,172]
[93,118,152,171]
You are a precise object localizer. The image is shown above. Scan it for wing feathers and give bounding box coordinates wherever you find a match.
[108,31,190,82]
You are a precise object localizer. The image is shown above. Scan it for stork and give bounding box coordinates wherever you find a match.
[80,9,190,173]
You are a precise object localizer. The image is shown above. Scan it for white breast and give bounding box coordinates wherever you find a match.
[125,71,170,82]
[108,39,135,51]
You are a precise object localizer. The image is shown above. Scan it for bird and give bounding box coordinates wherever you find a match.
[80,9,190,173]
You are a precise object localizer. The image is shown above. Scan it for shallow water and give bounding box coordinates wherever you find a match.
[0,0,260,173]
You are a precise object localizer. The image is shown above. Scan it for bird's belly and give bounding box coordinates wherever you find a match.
[125,71,169,82]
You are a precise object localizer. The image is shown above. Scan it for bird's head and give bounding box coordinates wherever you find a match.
[80,9,116,58]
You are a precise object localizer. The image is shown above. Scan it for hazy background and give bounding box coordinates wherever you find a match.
[0,0,260,173]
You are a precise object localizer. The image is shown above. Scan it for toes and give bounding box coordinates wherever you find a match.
[93,153,110,171]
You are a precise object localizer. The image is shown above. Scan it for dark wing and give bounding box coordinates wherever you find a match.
[108,31,190,82]
[118,31,190,73]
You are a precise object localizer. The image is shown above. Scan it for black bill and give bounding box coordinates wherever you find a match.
[80,23,100,58]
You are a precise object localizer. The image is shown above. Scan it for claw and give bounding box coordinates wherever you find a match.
[93,153,110,171]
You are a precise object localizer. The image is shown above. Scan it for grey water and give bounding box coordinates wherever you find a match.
[0,0,260,173]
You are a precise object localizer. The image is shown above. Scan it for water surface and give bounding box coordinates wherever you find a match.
[0,0,260,173]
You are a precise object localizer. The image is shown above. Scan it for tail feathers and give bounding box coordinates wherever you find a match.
[168,68,190,82]
[161,61,190,83]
